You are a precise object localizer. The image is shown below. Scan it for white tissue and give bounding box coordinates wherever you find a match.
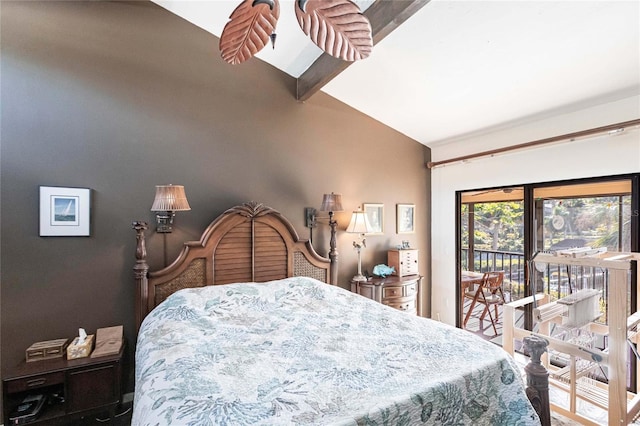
[78,328,87,344]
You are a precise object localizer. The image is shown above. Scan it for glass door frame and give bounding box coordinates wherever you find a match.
[456,172,640,329]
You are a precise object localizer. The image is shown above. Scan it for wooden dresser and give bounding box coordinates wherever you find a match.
[351,275,422,316]
[2,345,124,425]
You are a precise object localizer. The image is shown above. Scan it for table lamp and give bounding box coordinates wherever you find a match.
[346,208,372,282]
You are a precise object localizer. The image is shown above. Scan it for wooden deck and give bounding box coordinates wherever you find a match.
[462,297,514,345]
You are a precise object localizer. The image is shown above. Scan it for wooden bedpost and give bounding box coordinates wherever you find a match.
[133,221,149,333]
[328,211,338,285]
[523,335,551,426]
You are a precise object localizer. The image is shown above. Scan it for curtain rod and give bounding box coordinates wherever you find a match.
[426,118,640,169]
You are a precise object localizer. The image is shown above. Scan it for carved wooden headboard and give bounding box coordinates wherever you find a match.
[132,202,336,331]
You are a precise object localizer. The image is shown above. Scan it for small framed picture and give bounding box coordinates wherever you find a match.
[396,203,415,234]
[40,186,91,236]
[363,203,384,234]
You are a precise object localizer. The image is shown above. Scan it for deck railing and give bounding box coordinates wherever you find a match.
[464,249,632,392]
[462,248,615,318]
[462,248,526,300]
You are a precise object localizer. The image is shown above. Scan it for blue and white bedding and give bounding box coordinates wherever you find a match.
[133,277,540,425]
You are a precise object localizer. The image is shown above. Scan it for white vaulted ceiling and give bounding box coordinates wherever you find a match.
[153,0,640,146]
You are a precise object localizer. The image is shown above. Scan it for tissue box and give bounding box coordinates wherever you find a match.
[66,334,95,360]
[26,338,69,362]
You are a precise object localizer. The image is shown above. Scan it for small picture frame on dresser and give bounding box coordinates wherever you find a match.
[396,203,415,234]
[363,203,384,234]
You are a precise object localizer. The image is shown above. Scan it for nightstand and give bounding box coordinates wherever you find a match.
[351,275,422,315]
[3,343,124,425]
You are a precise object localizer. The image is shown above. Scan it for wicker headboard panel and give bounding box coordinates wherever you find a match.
[133,202,335,331]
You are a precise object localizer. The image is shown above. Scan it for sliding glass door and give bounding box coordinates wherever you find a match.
[459,187,525,339]
[532,180,634,300]
[458,174,638,341]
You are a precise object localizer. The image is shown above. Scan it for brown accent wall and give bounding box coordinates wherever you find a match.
[0,0,430,404]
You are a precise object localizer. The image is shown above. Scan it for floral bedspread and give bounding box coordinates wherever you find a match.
[133,277,540,425]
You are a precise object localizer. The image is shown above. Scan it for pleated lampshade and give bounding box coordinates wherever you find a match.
[150,185,191,212]
[320,193,343,212]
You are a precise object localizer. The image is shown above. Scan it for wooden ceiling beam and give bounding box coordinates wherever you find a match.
[295,0,431,102]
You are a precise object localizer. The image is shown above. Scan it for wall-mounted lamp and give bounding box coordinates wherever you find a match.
[319,192,343,226]
[305,192,344,230]
[346,208,372,282]
[321,192,342,286]
[150,184,191,233]
[305,193,343,284]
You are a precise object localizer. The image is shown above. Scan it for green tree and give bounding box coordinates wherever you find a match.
[546,196,629,250]
[472,202,524,252]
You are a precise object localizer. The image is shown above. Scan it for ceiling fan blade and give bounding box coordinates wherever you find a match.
[470,188,518,197]
[295,0,372,62]
[220,0,280,65]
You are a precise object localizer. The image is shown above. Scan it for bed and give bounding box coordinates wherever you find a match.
[131,202,541,425]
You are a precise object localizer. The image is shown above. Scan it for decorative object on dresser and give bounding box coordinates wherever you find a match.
[39,186,91,237]
[387,248,419,277]
[399,240,411,249]
[91,325,124,358]
[351,275,422,315]
[25,339,69,363]
[150,184,191,233]
[396,203,415,234]
[372,264,395,278]
[363,203,383,234]
[345,208,372,282]
[3,342,124,425]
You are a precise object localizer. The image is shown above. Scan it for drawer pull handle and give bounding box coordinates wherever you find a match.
[27,378,47,387]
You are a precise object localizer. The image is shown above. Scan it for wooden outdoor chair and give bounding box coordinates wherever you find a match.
[463,271,506,336]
